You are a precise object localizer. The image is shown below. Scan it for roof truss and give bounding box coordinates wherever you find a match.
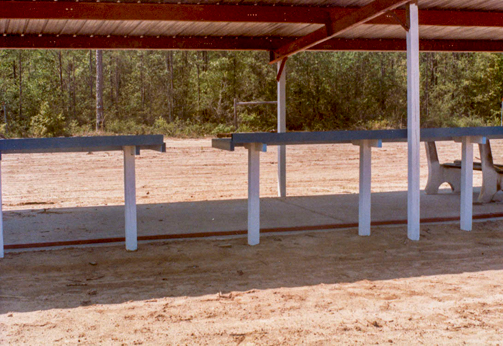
[271,0,411,62]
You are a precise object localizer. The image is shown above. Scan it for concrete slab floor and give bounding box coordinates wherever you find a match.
[3,188,503,247]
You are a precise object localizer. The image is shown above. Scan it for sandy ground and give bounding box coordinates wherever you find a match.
[1,138,503,344]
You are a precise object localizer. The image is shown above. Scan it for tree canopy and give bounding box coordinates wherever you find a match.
[0,49,502,137]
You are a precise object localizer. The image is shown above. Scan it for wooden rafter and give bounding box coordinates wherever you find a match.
[270,0,411,63]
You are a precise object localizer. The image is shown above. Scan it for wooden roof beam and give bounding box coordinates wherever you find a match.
[270,0,411,64]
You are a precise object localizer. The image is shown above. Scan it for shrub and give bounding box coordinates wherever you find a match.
[29,101,68,137]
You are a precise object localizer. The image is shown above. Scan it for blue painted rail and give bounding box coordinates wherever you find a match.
[212,127,503,151]
[0,135,166,154]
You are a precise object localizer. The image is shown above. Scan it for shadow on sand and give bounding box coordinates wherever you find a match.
[1,213,503,314]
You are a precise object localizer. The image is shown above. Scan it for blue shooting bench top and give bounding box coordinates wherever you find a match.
[212,127,503,151]
[0,135,166,155]
[0,134,166,258]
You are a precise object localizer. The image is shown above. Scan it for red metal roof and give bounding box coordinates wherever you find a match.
[1,0,503,52]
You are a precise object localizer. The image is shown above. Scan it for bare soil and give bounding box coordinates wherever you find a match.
[1,138,503,344]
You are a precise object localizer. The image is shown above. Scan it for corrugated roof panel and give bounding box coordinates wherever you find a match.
[4,17,503,42]
[109,21,144,36]
[126,21,161,36]
[1,0,503,52]
[5,19,28,35]
[5,0,503,10]
[23,19,48,35]
[35,20,70,35]
[419,0,503,11]
[339,23,503,41]
[151,21,199,37]
[136,21,170,37]
[0,20,8,34]
[420,25,503,40]
[339,24,404,40]
[75,20,124,36]
[57,19,88,36]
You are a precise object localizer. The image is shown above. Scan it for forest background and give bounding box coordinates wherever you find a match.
[0,50,502,138]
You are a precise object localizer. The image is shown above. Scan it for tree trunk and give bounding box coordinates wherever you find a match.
[58,51,66,115]
[114,54,120,108]
[96,50,104,131]
[140,52,145,108]
[165,51,174,122]
[197,52,201,117]
[89,51,94,99]
[71,55,77,120]
[18,51,23,120]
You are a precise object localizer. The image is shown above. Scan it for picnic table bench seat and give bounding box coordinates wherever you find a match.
[425,140,503,203]
[443,161,503,174]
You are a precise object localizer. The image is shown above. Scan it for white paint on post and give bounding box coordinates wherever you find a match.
[358,140,372,236]
[0,159,3,259]
[247,144,261,245]
[406,2,421,241]
[277,61,287,198]
[352,139,381,236]
[460,137,474,231]
[123,146,138,251]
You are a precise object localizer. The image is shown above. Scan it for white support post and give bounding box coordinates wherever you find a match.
[358,141,372,236]
[406,2,421,241]
[247,143,264,246]
[456,136,485,231]
[460,137,473,231]
[353,140,381,236]
[277,61,287,198]
[123,146,137,251]
[0,157,3,259]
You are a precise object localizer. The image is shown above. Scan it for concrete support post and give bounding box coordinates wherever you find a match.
[353,139,381,236]
[406,2,421,241]
[460,137,473,231]
[277,61,287,198]
[455,136,485,230]
[123,146,137,251]
[247,144,261,245]
[359,141,372,236]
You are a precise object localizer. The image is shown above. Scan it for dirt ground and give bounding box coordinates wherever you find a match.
[1,138,503,344]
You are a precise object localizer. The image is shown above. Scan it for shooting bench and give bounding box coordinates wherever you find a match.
[0,135,166,258]
[213,127,503,245]
[425,140,503,203]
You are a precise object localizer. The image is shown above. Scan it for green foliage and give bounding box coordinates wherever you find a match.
[0,49,502,138]
[29,101,67,137]
[0,123,6,138]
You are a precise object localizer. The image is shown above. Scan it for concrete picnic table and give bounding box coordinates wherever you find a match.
[0,135,165,258]
[213,127,503,245]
